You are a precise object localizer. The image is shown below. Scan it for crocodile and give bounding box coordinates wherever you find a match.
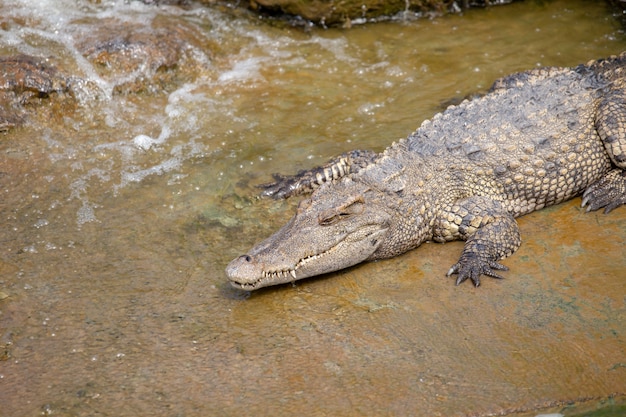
[226,53,626,291]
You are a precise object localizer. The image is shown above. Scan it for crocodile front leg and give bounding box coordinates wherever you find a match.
[260,149,377,199]
[582,88,626,213]
[434,196,521,287]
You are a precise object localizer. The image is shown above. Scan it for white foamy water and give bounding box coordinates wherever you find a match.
[0,1,390,227]
[1,0,363,226]
[0,1,238,225]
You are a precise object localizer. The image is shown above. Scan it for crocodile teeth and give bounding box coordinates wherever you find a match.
[261,269,297,280]
[297,253,323,267]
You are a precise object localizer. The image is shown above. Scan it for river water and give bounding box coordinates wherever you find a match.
[1,1,625,416]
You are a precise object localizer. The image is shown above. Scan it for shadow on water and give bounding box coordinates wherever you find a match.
[0,0,625,416]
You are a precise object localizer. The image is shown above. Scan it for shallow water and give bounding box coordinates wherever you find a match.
[1,0,625,416]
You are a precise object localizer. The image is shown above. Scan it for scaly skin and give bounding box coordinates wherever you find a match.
[226,53,626,290]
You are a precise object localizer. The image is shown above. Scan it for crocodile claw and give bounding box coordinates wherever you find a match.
[259,173,300,199]
[446,258,508,287]
[581,168,626,214]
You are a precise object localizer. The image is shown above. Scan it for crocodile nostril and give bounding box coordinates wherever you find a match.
[243,255,252,262]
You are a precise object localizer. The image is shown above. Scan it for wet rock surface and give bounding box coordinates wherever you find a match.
[0,54,69,95]
[0,55,72,131]
[0,17,212,132]
[76,19,211,94]
[208,0,517,27]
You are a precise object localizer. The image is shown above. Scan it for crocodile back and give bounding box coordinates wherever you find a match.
[404,59,620,217]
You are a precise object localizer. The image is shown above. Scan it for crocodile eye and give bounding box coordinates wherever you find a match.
[318,199,364,226]
[318,213,343,226]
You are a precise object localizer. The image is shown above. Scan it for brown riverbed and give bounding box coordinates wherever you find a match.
[0,0,625,416]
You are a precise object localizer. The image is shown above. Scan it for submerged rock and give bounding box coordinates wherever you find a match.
[0,54,69,95]
[76,19,210,94]
[0,55,73,132]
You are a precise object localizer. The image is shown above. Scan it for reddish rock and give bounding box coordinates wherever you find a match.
[76,20,204,94]
[0,55,71,132]
[202,0,514,27]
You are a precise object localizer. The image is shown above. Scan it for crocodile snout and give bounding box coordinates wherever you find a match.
[226,254,258,285]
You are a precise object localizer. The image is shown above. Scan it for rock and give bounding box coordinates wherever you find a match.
[76,19,209,94]
[606,0,626,28]
[0,54,72,132]
[0,17,214,132]
[0,54,68,95]
[202,0,515,27]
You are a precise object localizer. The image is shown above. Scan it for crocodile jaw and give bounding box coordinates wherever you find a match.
[226,225,388,290]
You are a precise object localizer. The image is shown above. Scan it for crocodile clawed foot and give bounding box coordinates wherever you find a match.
[581,168,626,214]
[446,257,508,287]
[258,173,301,199]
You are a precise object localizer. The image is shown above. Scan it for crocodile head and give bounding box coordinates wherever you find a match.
[226,177,395,290]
